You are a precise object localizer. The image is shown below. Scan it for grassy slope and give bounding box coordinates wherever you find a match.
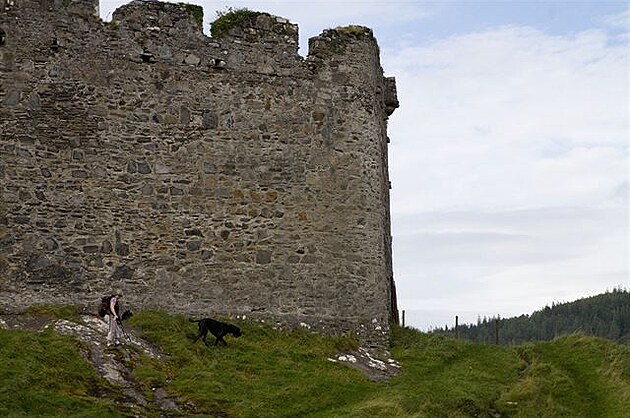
[1,309,629,417]
[0,330,120,417]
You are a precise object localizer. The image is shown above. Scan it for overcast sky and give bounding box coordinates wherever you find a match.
[100,1,629,331]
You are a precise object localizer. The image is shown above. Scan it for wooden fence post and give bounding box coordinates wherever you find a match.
[455,315,459,339]
[494,318,499,345]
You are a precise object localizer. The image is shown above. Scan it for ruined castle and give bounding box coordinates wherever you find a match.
[0,0,399,343]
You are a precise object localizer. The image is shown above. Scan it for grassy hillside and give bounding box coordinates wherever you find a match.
[1,309,629,417]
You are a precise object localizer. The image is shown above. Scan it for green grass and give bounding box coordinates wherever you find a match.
[0,328,120,417]
[498,335,630,417]
[129,312,368,416]
[1,309,629,417]
[23,304,82,320]
[377,326,522,417]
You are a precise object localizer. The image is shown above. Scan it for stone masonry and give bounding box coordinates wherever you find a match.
[0,0,399,344]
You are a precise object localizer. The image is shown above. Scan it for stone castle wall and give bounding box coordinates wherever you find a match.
[0,0,399,343]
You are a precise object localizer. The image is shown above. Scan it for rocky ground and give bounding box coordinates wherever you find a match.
[328,347,401,382]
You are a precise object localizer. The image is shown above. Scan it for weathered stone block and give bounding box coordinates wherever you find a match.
[115,243,129,256]
[113,264,133,279]
[256,250,272,264]
[186,240,201,251]
[3,88,21,106]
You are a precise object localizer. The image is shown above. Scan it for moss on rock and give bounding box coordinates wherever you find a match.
[181,3,204,29]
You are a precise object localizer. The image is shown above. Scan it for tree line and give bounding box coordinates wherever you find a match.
[429,288,630,345]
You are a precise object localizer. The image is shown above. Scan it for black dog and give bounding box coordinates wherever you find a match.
[189,318,242,346]
[121,310,133,321]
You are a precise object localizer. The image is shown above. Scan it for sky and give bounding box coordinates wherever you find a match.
[100,1,629,331]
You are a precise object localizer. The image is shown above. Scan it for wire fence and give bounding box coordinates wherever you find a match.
[399,308,500,332]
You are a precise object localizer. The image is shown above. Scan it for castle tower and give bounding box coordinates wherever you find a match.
[0,1,398,344]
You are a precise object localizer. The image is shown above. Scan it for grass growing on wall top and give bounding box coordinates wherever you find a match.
[311,26,373,58]
[210,7,262,38]
[335,25,372,38]
[1,309,629,416]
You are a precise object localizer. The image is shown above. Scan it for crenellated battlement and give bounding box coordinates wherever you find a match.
[0,0,398,83]
[1,0,99,17]
[308,25,377,59]
[112,1,203,34]
[62,0,99,17]
[0,0,399,345]
[210,9,298,44]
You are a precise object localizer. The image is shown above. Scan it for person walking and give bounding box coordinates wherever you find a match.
[106,289,124,347]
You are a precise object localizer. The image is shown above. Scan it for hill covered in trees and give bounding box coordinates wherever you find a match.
[430,288,630,345]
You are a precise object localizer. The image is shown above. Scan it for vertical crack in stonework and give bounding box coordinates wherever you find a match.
[0,0,399,346]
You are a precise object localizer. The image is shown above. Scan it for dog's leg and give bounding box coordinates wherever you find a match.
[213,331,223,346]
[215,331,228,346]
[193,323,205,344]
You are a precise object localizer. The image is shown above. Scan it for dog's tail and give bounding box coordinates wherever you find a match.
[189,319,201,323]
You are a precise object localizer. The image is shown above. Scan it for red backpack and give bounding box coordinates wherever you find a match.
[98,295,114,318]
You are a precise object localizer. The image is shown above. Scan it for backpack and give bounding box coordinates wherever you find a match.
[98,295,114,318]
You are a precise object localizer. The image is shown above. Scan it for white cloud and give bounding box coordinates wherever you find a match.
[599,9,630,29]
[385,25,628,213]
